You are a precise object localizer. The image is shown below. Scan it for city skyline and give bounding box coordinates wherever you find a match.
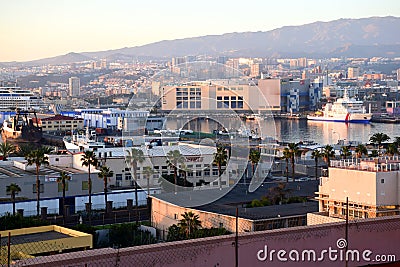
[1,0,399,62]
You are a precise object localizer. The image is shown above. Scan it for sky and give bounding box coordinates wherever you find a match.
[1,0,400,62]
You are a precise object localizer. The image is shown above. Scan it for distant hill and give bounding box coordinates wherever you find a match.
[82,16,400,59]
[2,52,93,67]
[3,16,400,66]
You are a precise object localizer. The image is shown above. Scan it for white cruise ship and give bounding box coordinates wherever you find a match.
[307,89,371,123]
[0,86,47,111]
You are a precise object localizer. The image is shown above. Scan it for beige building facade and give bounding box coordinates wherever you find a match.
[316,157,400,219]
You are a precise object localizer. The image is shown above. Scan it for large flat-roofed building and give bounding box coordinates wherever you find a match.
[0,225,92,262]
[160,79,316,113]
[316,156,400,219]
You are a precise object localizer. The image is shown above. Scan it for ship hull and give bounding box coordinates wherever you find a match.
[1,128,42,143]
[307,113,371,123]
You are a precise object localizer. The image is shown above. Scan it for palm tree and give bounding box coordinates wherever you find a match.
[369,150,379,157]
[269,182,292,205]
[81,150,98,223]
[0,142,15,161]
[386,143,399,156]
[393,136,400,148]
[178,211,201,238]
[355,144,368,159]
[166,150,185,192]
[6,183,21,215]
[249,149,261,176]
[16,143,35,157]
[26,148,49,216]
[143,166,155,196]
[340,146,352,159]
[282,148,291,183]
[311,149,322,180]
[369,133,390,156]
[288,143,299,182]
[57,171,71,221]
[126,148,145,223]
[322,145,335,167]
[213,145,228,186]
[98,166,113,210]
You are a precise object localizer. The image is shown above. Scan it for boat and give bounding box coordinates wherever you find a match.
[0,84,47,111]
[307,89,371,123]
[1,109,42,142]
[63,127,106,153]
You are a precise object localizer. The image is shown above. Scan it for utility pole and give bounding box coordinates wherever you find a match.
[235,207,238,267]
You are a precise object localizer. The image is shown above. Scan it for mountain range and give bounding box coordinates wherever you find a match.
[4,16,400,66]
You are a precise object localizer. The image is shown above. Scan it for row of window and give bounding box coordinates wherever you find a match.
[217,96,244,109]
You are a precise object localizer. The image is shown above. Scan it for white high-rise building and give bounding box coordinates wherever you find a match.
[69,77,80,97]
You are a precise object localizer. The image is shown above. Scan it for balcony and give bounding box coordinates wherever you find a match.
[330,156,400,172]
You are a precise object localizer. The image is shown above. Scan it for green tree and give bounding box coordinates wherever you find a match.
[0,142,15,161]
[6,183,21,215]
[98,166,113,209]
[126,148,145,222]
[369,150,379,157]
[369,133,390,156]
[340,146,352,159]
[26,148,49,216]
[16,143,35,157]
[166,150,184,192]
[311,149,322,180]
[288,143,299,182]
[387,143,399,156]
[355,144,368,158]
[81,150,98,223]
[393,136,400,147]
[179,163,191,188]
[322,145,335,167]
[213,145,228,187]
[249,149,261,175]
[282,148,291,183]
[269,182,292,205]
[178,211,202,238]
[143,166,155,196]
[57,171,71,222]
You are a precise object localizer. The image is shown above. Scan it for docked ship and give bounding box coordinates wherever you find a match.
[307,89,372,123]
[0,84,46,111]
[1,109,43,142]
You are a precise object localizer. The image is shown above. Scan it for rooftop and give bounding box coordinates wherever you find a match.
[153,180,319,220]
[330,156,400,172]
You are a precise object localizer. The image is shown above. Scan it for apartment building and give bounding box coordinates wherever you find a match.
[316,156,400,219]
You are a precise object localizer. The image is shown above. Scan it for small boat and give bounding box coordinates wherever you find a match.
[307,89,371,123]
[1,109,42,143]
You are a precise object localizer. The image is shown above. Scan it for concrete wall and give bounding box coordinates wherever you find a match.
[307,212,344,226]
[18,215,400,266]
[151,197,254,239]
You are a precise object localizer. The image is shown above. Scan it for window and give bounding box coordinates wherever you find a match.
[381,179,385,183]
[33,184,44,193]
[116,174,123,181]
[196,171,202,177]
[82,181,89,190]
[58,182,69,192]
[55,158,59,162]
[125,174,132,180]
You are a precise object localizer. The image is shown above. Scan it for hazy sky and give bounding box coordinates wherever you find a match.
[1,0,399,62]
